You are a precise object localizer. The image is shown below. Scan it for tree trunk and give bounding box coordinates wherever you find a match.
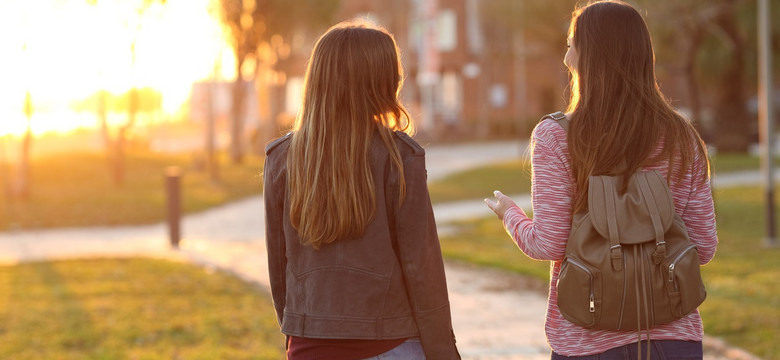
[97,91,116,185]
[267,80,285,143]
[230,63,246,164]
[111,88,138,187]
[15,92,34,199]
[112,127,127,187]
[682,25,706,138]
[15,129,31,199]
[0,137,9,200]
[711,1,751,153]
[206,77,220,184]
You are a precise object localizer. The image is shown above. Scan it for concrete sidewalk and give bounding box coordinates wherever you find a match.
[0,140,764,359]
[0,194,551,359]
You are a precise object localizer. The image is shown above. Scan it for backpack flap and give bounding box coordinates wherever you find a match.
[588,171,675,247]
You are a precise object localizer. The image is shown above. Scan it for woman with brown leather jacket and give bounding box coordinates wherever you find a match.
[263,20,460,360]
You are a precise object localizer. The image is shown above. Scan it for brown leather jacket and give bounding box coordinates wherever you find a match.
[263,130,460,359]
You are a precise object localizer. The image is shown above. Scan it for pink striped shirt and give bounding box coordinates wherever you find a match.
[502,118,718,356]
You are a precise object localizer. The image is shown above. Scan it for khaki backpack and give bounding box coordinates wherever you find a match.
[547,112,707,332]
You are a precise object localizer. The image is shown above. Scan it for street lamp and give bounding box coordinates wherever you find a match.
[758,0,776,247]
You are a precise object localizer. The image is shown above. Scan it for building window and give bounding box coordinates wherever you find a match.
[490,84,508,109]
[439,72,461,123]
[437,9,457,52]
[285,76,304,115]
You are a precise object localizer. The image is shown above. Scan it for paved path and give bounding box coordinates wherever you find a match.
[0,140,763,360]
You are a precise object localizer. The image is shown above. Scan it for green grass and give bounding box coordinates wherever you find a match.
[428,160,531,203]
[0,258,285,359]
[0,151,263,230]
[0,150,777,358]
[710,152,780,174]
[440,215,549,282]
[439,186,780,360]
[700,186,780,359]
[0,150,770,230]
[427,153,776,204]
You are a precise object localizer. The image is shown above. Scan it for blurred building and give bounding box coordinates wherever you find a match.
[262,0,569,142]
[192,0,778,153]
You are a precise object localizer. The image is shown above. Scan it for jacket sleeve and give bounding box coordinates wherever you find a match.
[263,155,287,326]
[393,152,461,359]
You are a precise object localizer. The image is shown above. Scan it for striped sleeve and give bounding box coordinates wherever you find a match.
[680,148,718,264]
[503,120,572,261]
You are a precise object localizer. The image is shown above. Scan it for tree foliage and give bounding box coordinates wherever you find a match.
[84,0,167,186]
[479,0,577,57]
[220,0,339,71]
[639,0,779,151]
[488,0,777,152]
[217,0,339,163]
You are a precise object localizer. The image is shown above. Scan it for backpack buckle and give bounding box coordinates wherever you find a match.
[652,241,667,264]
[610,245,623,271]
[549,111,566,121]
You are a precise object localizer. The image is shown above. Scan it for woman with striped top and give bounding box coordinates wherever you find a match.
[485,1,717,358]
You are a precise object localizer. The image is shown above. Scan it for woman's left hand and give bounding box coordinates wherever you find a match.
[484,190,516,221]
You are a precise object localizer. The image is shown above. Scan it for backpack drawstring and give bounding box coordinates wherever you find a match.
[634,245,653,359]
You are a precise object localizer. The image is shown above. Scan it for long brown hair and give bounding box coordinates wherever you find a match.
[287,21,413,249]
[565,1,709,213]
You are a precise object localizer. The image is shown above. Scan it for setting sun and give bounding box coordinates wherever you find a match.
[0,0,236,137]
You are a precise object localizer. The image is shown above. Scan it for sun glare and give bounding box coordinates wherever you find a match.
[0,0,236,137]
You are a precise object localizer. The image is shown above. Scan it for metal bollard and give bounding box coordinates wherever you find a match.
[165,166,181,249]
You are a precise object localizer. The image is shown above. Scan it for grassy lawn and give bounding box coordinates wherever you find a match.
[427,152,774,204]
[1,149,777,358]
[438,185,780,360]
[428,160,531,204]
[710,152,780,174]
[0,258,285,359]
[440,215,549,281]
[0,150,769,230]
[0,151,263,230]
[701,186,780,359]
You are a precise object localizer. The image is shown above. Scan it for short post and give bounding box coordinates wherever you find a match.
[165,166,181,249]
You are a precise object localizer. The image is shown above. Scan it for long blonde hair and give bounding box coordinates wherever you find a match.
[287,21,413,249]
[565,1,709,213]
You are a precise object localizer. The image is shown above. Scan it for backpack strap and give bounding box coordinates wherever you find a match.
[541,111,569,132]
[636,173,668,264]
[599,177,624,272]
[547,111,636,174]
